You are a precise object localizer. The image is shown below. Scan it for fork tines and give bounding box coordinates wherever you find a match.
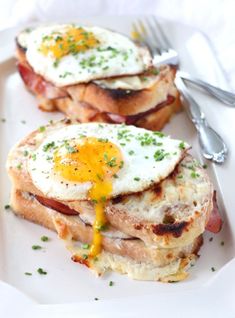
[133,17,171,54]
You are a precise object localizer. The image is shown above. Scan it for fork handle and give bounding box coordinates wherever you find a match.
[178,71,235,106]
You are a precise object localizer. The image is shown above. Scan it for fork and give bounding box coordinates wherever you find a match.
[132,18,228,163]
[132,19,235,106]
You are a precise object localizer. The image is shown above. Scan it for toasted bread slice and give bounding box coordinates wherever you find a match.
[7,119,213,249]
[11,188,202,267]
[10,188,202,281]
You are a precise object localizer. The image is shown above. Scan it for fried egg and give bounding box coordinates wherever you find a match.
[28,123,189,201]
[25,24,152,87]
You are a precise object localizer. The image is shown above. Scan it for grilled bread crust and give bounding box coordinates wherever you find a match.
[10,188,202,281]
[16,44,181,131]
[7,119,213,249]
[11,188,203,267]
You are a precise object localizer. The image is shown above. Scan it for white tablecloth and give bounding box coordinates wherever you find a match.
[2,0,235,89]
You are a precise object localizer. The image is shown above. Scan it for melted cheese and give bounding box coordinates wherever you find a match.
[94,73,160,90]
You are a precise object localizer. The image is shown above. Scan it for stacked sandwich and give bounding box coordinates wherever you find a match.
[16,24,181,130]
[7,120,218,282]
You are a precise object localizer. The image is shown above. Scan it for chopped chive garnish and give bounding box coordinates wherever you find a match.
[151,69,160,75]
[39,126,46,132]
[109,281,114,286]
[41,236,49,242]
[179,141,186,150]
[53,59,59,68]
[153,131,165,137]
[191,171,200,178]
[96,224,108,232]
[4,204,10,210]
[24,272,32,276]
[119,160,124,169]
[66,145,77,153]
[154,150,169,161]
[82,243,90,249]
[211,267,216,272]
[37,268,47,275]
[134,177,140,181]
[101,196,107,202]
[43,141,55,152]
[98,138,108,143]
[32,245,42,250]
[177,175,183,179]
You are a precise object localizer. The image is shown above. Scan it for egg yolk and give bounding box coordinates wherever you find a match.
[53,137,123,258]
[40,27,99,59]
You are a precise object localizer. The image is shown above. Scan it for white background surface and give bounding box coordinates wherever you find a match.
[0,0,234,89]
[0,14,235,317]
[0,4,235,317]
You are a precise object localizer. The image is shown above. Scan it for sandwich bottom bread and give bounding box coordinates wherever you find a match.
[7,119,221,282]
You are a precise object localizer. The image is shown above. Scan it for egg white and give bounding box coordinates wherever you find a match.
[25,24,152,87]
[28,123,189,201]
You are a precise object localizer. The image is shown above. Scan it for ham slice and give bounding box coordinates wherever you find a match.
[35,195,79,216]
[17,63,68,99]
[106,95,175,125]
[206,191,222,233]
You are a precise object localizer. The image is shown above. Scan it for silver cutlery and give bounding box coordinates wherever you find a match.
[178,71,235,106]
[132,18,235,106]
[175,74,228,163]
[132,17,228,163]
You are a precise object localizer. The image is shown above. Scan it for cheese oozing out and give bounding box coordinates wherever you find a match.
[53,137,123,257]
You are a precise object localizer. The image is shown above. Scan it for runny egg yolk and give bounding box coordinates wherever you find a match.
[53,137,123,258]
[40,27,99,59]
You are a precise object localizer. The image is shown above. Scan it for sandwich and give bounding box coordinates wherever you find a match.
[7,119,222,281]
[16,24,181,131]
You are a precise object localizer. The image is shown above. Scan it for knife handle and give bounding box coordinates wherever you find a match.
[175,74,227,163]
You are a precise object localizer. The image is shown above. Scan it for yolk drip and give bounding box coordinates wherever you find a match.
[40,27,99,59]
[53,137,123,258]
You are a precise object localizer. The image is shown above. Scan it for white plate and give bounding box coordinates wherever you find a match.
[0,16,235,317]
